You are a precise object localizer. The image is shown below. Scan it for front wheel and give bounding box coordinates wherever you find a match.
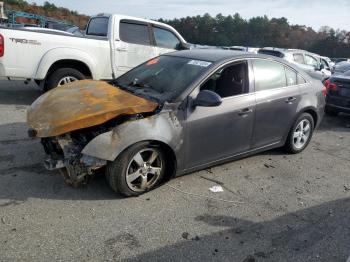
[284,113,314,154]
[106,142,167,197]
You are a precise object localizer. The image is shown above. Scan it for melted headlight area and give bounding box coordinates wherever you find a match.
[40,114,145,186]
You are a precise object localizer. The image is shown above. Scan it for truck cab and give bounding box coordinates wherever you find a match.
[0,13,187,90]
[86,14,187,77]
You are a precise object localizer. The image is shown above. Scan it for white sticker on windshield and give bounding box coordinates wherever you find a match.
[188,60,212,67]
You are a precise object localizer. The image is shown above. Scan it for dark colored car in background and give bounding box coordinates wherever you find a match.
[324,70,350,116]
[27,50,326,196]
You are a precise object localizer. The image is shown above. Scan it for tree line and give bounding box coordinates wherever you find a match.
[159,13,350,58]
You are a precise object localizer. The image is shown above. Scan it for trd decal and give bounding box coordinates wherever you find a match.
[9,38,41,45]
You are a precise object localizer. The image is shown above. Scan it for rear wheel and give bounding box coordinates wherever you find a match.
[284,113,314,154]
[325,106,339,116]
[45,68,85,91]
[106,142,166,197]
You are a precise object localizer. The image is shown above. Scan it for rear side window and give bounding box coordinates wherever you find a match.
[120,22,151,45]
[285,67,297,86]
[87,17,109,36]
[293,54,305,64]
[253,60,287,91]
[153,27,181,49]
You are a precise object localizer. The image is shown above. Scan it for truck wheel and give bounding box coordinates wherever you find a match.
[106,142,167,197]
[45,68,85,91]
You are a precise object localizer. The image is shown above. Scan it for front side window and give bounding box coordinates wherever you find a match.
[116,56,212,102]
[120,22,151,45]
[252,60,287,91]
[305,55,318,68]
[293,53,305,64]
[201,62,249,98]
[86,17,109,36]
[153,27,181,49]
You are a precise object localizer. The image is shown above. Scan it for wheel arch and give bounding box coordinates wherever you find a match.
[34,48,98,80]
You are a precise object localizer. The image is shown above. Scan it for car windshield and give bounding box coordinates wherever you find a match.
[114,55,212,102]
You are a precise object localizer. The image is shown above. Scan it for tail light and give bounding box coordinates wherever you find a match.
[0,34,4,57]
[321,85,327,97]
[324,79,337,91]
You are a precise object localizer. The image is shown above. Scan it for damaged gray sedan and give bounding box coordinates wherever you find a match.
[27,50,325,196]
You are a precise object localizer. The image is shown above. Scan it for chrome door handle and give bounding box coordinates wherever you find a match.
[285,97,296,103]
[238,108,253,116]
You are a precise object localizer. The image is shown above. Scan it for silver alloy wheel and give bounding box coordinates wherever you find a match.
[125,148,163,192]
[57,76,78,86]
[293,119,311,149]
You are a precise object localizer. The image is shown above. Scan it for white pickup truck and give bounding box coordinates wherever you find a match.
[0,14,187,90]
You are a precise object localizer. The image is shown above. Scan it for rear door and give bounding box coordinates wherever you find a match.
[251,59,302,148]
[114,20,157,76]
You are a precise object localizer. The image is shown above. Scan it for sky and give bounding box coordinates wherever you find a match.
[31,0,350,31]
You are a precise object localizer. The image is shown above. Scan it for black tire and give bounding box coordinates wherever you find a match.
[45,68,85,91]
[106,142,167,197]
[325,106,339,117]
[284,113,314,154]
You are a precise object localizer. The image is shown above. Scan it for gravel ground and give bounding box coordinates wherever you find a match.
[0,80,349,262]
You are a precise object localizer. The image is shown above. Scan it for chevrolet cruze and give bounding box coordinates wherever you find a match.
[27,50,326,196]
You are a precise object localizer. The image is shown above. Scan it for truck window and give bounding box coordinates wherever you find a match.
[293,53,305,64]
[87,17,109,36]
[153,27,181,49]
[305,54,318,68]
[120,22,151,46]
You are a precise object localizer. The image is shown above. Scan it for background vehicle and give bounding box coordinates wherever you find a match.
[224,46,260,53]
[332,61,350,75]
[324,70,350,116]
[27,50,325,196]
[258,48,332,80]
[0,13,187,90]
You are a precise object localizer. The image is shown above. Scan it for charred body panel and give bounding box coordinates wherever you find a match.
[27,80,158,137]
[81,107,185,170]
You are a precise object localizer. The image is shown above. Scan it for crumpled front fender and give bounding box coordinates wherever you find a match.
[81,111,183,162]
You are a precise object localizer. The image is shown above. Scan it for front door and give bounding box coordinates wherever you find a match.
[115,20,157,77]
[185,61,255,168]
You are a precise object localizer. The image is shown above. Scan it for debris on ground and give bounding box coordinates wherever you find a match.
[181,232,189,240]
[264,163,276,168]
[209,185,224,193]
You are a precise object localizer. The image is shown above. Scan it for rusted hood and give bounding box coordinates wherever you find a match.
[27,80,158,138]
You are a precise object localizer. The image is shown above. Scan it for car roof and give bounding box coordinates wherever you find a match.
[166,49,269,62]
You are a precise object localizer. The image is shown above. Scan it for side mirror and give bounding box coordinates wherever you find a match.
[177,42,191,50]
[193,90,222,107]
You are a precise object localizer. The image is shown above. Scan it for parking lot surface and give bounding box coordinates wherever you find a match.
[0,80,349,262]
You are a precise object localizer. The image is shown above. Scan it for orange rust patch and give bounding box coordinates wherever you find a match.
[27,80,158,138]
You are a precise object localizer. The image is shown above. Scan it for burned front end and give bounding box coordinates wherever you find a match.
[26,80,159,186]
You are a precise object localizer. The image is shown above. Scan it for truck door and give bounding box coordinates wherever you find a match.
[151,26,182,56]
[114,20,157,77]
